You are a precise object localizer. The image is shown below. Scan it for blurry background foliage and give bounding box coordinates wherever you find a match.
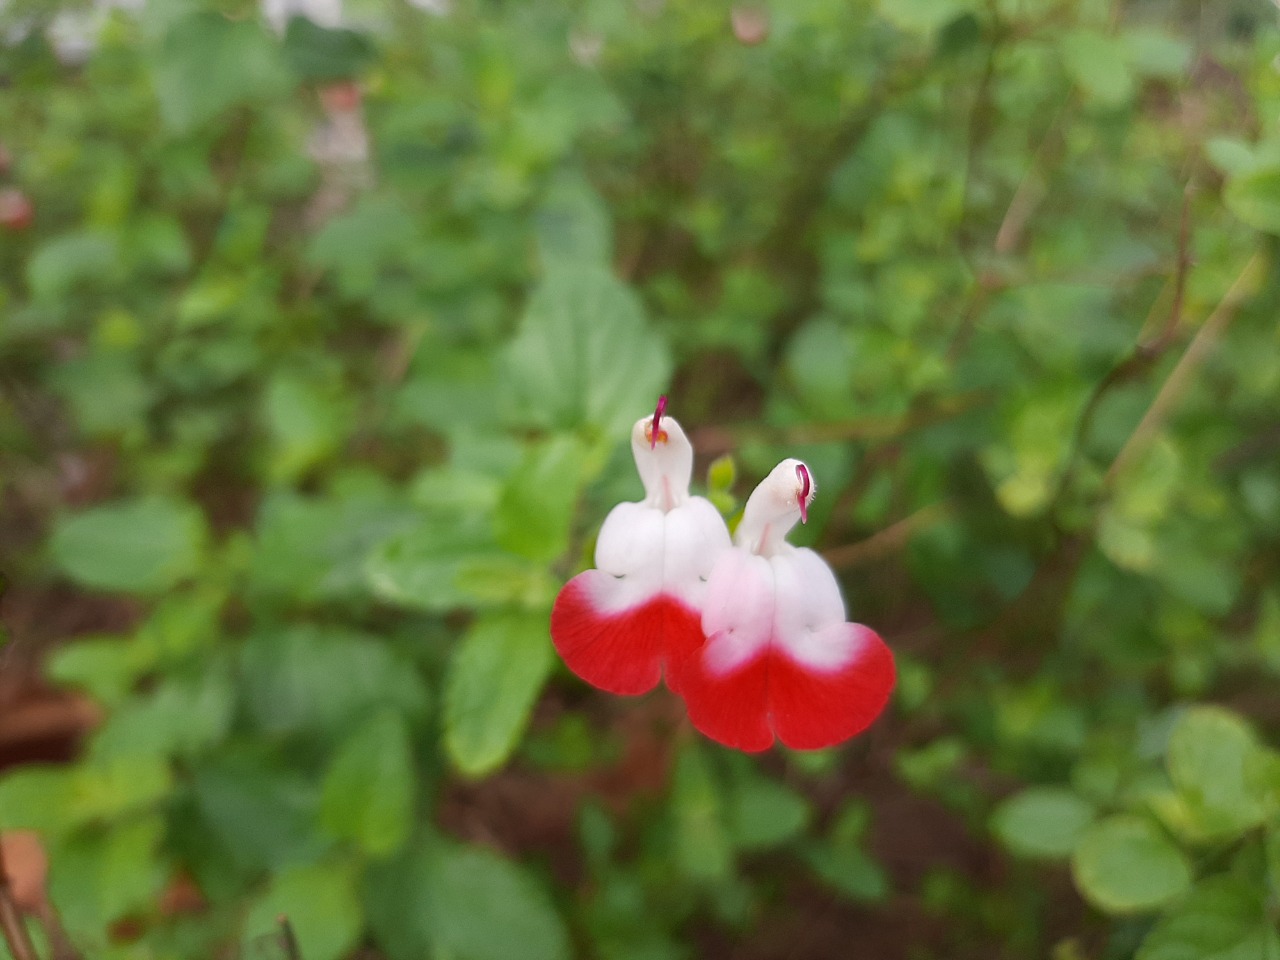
[0,0,1279,958]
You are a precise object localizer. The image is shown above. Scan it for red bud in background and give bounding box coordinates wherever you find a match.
[319,81,362,115]
[0,188,33,231]
[731,6,769,45]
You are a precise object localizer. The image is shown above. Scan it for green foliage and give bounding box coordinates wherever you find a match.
[444,611,555,777]
[50,496,207,594]
[1073,816,1193,914]
[1,0,1279,957]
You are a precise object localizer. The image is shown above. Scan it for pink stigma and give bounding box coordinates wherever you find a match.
[796,463,811,524]
[650,395,668,449]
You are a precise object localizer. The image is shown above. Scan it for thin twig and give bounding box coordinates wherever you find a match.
[992,97,1072,256]
[823,502,951,570]
[1106,252,1265,485]
[1048,182,1197,507]
[277,915,303,960]
[0,842,39,960]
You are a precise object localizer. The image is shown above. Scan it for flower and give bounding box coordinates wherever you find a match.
[669,459,895,751]
[551,397,732,695]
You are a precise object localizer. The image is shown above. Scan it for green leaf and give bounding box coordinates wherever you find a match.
[51,496,207,595]
[320,710,415,857]
[785,317,854,419]
[534,174,613,267]
[1059,30,1135,108]
[307,194,421,296]
[249,488,418,604]
[1165,706,1266,839]
[151,12,290,133]
[426,843,571,960]
[49,816,167,945]
[244,862,363,960]
[0,758,171,835]
[1072,816,1192,914]
[282,17,376,81]
[192,753,325,873]
[494,436,585,562]
[26,230,123,303]
[90,666,234,762]
[444,611,554,778]
[264,370,356,484]
[1224,165,1280,235]
[877,0,977,35]
[729,777,811,851]
[1122,28,1191,80]
[367,839,571,960]
[993,787,1095,859]
[1137,876,1280,960]
[503,266,671,438]
[239,625,427,738]
[672,742,732,881]
[46,635,152,707]
[803,842,889,902]
[368,516,554,612]
[47,353,153,436]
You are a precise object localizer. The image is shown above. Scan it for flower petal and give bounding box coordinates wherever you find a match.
[661,497,732,610]
[767,623,895,750]
[674,547,894,751]
[673,650,776,751]
[551,573,702,695]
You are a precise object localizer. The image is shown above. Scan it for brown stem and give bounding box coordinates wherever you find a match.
[0,842,39,960]
[823,502,951,570]
[278,915,303,960]
[1106,252,1265,485]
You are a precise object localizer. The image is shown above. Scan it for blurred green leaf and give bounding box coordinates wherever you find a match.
[535,173,613,267]
[25,230,123,303]
[1059,30,1135,108]
[264,370,356,484]
[151,12,290,133]
[90,665,234,762]
[239,625,428,738]
[250,487,418,603]
[672,742,732,882]
[244,862,363,960]
[728,776,810,851]
[282,17,376,81]
[47,352,152,436]
[503,266,671,438]
[1136,876,1280,960]
[1224,165,1280,235]
[368,840,570,960]
[51,496,207,594]
[50,816,167,944]
[0,757,171,836]
[877,0,977,35]
[46,635,151,707]
[321,710,415,857]
[192,754,325,873]
[993,787,1095,859]
[803,842,889,902]
[1165,706,1266,839]
[494,436,585,562]
[426,843,571,960]
[368,515,555,612]
[1072,816,1192,914]
[444,611,554,778]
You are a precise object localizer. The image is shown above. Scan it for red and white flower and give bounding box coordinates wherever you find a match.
[550,398,731,696]
[669,459,895,752]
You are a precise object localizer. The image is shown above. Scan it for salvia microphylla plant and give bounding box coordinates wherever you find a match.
[551,398,895,752]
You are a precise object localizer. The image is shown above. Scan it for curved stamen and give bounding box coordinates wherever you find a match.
[796,463,811,524]
[650,395,668,449]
